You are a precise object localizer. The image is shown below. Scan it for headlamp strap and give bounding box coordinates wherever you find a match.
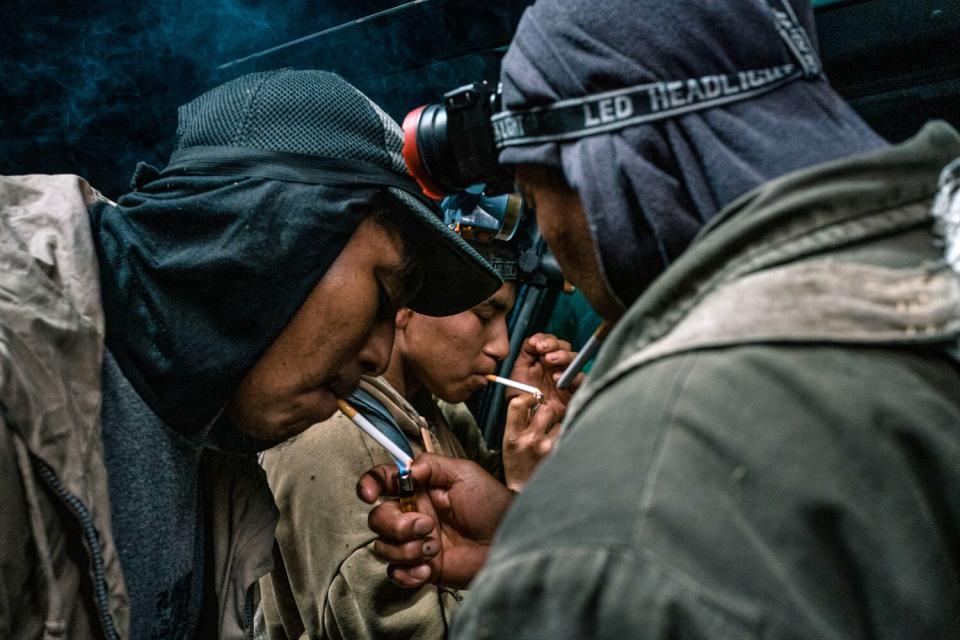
[491,0,822,149]
[489,259,518,281]
[768,0,821,78]
[492,63,802,148]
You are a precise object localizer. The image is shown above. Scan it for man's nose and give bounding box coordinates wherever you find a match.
[484,319,510,362]
[358,318,395,376]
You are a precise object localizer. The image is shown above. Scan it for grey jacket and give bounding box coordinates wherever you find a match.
[0,175,278,640]
[452,122,960,639]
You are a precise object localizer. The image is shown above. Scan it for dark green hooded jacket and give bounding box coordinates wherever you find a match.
[452,122,960,639]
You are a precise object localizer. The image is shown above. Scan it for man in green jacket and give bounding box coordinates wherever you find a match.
[359,0,960,637]
[0,70,499,640]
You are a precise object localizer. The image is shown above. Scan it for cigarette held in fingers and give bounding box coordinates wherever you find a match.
[556,321,611,390]
[337,398,413,470]
[485,374,544,401]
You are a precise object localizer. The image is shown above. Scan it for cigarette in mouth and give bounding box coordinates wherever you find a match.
[337,398,413,470]
[485,374,544,401]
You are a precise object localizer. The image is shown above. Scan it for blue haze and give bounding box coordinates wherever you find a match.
[1,0,405,197]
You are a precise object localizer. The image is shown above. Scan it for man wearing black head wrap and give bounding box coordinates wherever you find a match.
[0,70,500,640]
[259,239,577,640]
[360,1,960,637]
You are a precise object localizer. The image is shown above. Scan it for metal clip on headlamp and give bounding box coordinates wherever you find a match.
[440,185,567,290]
[440,185,523,242]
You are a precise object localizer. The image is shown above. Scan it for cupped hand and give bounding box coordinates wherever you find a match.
[357,453,513,589]
[509,333,584,418]
[502,393,561,491]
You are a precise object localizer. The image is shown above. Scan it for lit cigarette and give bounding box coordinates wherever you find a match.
[337,398,413,470]
[556,321,611,390]
[485,374,544,400]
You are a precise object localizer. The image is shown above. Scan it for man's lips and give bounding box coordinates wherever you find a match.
[472,371,496,388]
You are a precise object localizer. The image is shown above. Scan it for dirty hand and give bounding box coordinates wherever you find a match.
[509,332,584,419]
[357,453,513,589]
[502,393,561,492]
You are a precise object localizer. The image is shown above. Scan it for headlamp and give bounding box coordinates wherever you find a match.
[400,0,819,197]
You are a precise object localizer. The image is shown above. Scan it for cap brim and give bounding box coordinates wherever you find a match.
[386,188,503,316]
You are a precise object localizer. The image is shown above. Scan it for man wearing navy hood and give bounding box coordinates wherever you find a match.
[0,70,500,640]
[360,1,960,637]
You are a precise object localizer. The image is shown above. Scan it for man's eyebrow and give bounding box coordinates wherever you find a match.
[477,297,510,313]
[390,244,425,303]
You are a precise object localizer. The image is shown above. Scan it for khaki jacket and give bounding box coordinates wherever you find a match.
[260,376,497,640]
[453,123,960,639]
[0,175,278,640]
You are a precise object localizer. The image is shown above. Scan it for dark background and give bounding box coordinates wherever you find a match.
[0,0,412,197]
[2,0,958,199]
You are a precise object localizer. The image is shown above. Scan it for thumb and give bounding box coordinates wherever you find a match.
[357,463,401,504]
[406,452,470,491]
[504,394,538,437]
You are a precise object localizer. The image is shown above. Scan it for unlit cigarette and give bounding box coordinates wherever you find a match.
[338,398,413,470]
[556,321,611,390]
[485,374,543,400]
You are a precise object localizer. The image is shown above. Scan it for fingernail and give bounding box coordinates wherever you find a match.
[413,519,433,536]
[422,541,438,557]
[547,353,559,361]
[553,373,561,380]
[410,564,431,580]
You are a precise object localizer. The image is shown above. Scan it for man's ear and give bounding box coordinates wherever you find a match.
[395,308,414,330]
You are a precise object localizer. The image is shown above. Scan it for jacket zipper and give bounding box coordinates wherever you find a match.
[439,587,464,602]
[244,587,255,640]
[36,458,120,640]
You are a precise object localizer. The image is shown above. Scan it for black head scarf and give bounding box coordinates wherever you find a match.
[89,70,499,436]
[499,0,887,307]
[90,174,372,434]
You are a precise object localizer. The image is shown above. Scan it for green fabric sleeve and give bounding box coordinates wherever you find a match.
[454,344,960,638]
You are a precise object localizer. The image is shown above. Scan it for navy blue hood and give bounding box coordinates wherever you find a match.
[499,0,887,307]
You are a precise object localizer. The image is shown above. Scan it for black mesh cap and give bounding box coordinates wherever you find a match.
[173,69,501,316]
